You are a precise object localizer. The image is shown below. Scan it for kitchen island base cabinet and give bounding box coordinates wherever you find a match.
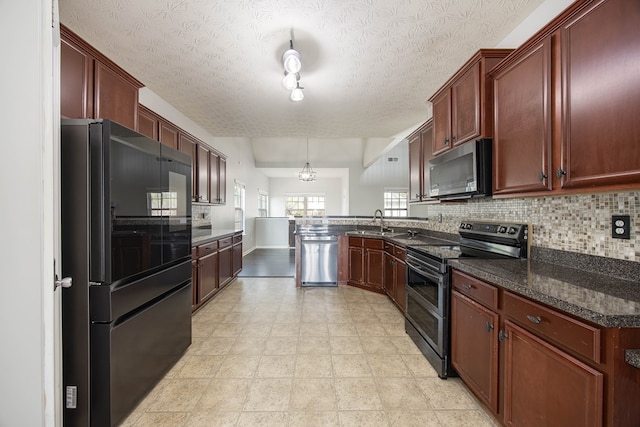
[504,320,603,427]
[383,242,407,313]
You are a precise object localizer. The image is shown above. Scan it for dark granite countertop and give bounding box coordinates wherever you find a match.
[625,350,640,369]
[192,228,238,245]
[449,257,640,328]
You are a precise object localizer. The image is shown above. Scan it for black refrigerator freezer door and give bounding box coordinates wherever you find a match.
[90,279,192,427]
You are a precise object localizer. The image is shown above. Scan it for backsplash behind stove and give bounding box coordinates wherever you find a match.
[410,191,638,262]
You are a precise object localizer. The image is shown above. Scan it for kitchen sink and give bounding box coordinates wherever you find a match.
[346,230,401,237]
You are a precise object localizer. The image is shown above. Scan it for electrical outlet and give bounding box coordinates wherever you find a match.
[611,215,630,240]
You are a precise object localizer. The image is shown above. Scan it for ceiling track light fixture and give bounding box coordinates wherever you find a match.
[298,138,316,182]
[282,39,304,101]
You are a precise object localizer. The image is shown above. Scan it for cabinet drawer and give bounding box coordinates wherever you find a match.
[197,242,217,257]
[191,247,197,259]
[218,237,233,249]
[383,242,394,253]
[451,270,498,310]
[233,234,242,244]
[393,246,406,260]
[349,237,364,247]
[503,292,601,363]
[364,238,384,249]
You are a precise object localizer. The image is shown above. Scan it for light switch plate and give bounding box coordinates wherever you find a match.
[611,215,631,240]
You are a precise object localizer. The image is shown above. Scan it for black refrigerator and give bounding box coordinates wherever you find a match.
[60,119,192,427]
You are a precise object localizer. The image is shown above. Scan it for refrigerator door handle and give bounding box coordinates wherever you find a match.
[54,274,73,290]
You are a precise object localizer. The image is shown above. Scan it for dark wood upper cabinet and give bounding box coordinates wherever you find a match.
[407,119,436,203]
[136,105,158,140]
[158,121,179,150]
[559,0,640,189]
[491,0,640,197]
[93,62,138,130]
[429,49,512,157]
[60,37,93,119]
[493,39,553,195]
[218,157,227,205]
[209,151,220,204]
[61,25,142,129]
[196,145,210,203]
[408,131,423,202]
[178,133,198,201]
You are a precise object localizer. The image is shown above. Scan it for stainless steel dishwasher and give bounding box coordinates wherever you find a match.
[300,235,338,286]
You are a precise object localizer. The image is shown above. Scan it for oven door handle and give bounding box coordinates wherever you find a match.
[406,259,444,284]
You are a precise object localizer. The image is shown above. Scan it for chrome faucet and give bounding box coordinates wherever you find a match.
[372,209,385,232]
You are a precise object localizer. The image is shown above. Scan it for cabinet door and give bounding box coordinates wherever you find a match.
[218,246,233,288]
[232,242,242,276]
[137,106,158,140]
[218,157,227,205]
[420,122,434,201]
[503,320,603,427]
[365,248,384,290]
[395,259,406,313]
[559,0,640,189]
[198,252,218,303]
[178,133,197,201]
[60,36,93,119]
[432,91,452,156]
[383,252,394,296]
[451,291,499,412]
[348,246,364,285]
[191,259,198,310]
[159,121,179,150]
[94,61,138,129]
[493,39,552,195]
[451,62,480,146]
[209,151,220,204]
[196,145,210,203]
[408,133,422,202]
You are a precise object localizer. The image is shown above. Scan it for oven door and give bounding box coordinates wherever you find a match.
[405,258,449,357]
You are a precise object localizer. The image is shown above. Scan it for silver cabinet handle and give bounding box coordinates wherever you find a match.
[462,284,473,290]
[526,315,542,324]
[485,322,494,332]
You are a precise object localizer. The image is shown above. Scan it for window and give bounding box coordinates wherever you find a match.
[383,190,408,217]
[148,191,178,216]
[258,191,269,217]
[285,195,325,217]
[234,181,245,232]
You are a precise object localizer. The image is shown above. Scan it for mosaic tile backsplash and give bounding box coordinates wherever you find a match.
[411,191,639,262]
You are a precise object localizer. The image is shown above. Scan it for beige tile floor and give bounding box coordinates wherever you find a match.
[122,278,499,427]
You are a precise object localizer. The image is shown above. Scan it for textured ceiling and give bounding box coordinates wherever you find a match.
[59,0,545,140]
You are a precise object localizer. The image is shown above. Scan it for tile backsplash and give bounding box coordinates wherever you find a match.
[192,204,212,228]
[410,191,639,262]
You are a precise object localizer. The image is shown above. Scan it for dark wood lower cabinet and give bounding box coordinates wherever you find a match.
[504,320,603,427]
[218,244,233,289]
[347,237,385,294]
[192,234,242,312]
[451,291,499,413]
[382,243,407,313]
[197,251,218,303]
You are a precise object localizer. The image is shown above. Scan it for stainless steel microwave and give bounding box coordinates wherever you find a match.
[428,139,492,200]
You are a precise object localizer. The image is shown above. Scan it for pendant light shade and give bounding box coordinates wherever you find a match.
[282,72,298,90]
[299,138,316,181]
[290,82,304,102]
[282,47,301,74]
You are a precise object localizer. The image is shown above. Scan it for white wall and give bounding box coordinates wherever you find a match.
[0,0,56,425]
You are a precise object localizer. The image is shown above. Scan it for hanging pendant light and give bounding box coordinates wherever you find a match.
[290,82,304,102]
[298,138,316,182]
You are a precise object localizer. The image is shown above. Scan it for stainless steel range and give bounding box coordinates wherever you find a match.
[405,221,529,378]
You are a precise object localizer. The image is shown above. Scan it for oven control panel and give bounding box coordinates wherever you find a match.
[459,221,528,241]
